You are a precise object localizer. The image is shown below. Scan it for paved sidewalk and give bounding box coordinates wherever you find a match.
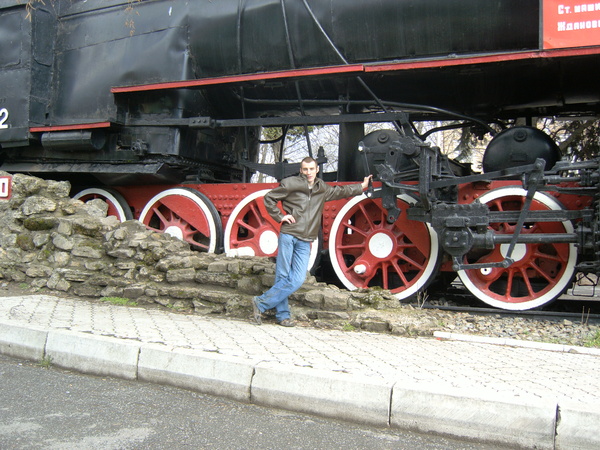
[1,295,599,449]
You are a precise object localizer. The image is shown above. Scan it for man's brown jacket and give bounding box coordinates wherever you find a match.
[264,173,363,242]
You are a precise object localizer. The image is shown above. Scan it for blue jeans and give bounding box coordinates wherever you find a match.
[256,233,311,322]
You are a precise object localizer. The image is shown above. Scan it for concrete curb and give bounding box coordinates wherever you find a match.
[556,401,600,449]
[391,383,557,449]
[0,322,48,361]
[138,344,255,403]
[2,320,600,448]
[45,330,140,380]
[251,361,393,427]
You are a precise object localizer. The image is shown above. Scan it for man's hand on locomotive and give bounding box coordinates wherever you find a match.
[361,174,373,190]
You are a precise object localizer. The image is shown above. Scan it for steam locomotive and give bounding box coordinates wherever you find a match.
[1,0,599,310]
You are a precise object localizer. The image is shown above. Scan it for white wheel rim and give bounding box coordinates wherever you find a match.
[73,188,130,222]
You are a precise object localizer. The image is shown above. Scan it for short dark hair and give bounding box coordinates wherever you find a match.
[301,156,317,165]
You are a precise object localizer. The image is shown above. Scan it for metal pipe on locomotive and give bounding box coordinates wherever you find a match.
[1,0,599,310]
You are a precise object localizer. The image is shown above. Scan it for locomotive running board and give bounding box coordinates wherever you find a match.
[110,64,364,94]
[110,47,600,94]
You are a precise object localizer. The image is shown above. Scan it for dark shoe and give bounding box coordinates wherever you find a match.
[251,297,262,325]
[278,319,295,327]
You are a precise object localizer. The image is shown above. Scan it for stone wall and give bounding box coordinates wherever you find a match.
[0,172,400,322]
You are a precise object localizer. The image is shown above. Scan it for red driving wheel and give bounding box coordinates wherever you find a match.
[328,193,440,300]
[73,188,133,222]
[224,190,280,257]
[457,187,576,310]
[138,188,222,253]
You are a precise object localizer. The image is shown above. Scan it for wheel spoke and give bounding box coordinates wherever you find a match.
[234,215,258,236]
[151,206,169,230]
[357,202,378,232]
[526,259,556,284]
[390,259,410,286]
[394,248,425,271]
[380,262,391,289]
[519,267,536,297]
[504,269,515,298]
[340,242,367,252]
[249,202,266,226]
[342,221,369,237]
[532,249,563,263]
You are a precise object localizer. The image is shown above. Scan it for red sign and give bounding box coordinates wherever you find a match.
[544,1,600,49]
[0,175,11,200]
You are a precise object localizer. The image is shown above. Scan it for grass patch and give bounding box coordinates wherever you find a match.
[38,355,53,369]
[584,330,600,348]
[342,322,356,332]
[100,296,138,307]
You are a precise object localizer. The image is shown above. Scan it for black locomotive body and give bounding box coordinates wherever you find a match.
[1,0,599,310]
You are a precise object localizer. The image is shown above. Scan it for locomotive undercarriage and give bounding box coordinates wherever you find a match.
[369,137,598,270]
[8,80,598,311]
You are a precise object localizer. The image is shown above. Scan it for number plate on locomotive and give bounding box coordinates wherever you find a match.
[0,176,11,200]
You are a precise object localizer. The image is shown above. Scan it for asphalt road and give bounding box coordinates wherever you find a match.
[0,354,505,449]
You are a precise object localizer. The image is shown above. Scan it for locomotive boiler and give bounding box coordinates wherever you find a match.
[1,0,599,310]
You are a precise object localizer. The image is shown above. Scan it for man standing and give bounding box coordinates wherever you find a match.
[252,157,372,327]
